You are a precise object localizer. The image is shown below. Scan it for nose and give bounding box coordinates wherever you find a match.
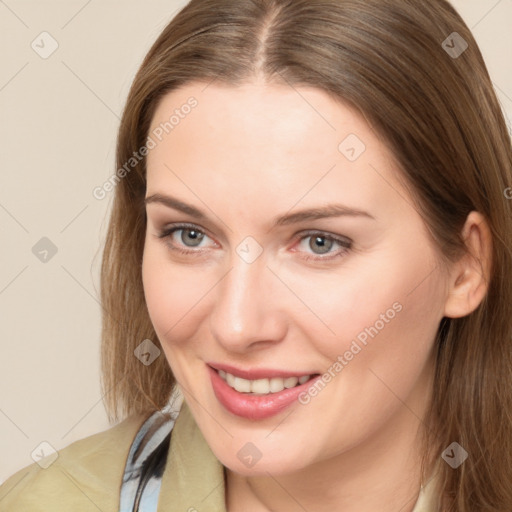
[208,251,288,353]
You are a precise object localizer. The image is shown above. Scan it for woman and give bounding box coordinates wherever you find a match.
[1,0,511,510]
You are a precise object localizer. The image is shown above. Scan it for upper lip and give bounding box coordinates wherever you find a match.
[208,362,318,380]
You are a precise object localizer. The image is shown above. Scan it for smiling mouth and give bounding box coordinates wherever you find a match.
[216,369,319,395]
[208,365,324,420]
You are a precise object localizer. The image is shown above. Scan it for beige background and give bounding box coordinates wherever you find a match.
[0,0,511,484]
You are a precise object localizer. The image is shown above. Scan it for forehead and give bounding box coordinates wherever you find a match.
[145,81,410,220]
[148,81,368,155]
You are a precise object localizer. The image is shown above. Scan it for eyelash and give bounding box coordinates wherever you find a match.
[156,223,352,262]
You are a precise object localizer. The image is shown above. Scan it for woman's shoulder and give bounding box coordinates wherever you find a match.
[0,412,149,512]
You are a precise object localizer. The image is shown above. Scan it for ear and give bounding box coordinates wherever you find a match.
[443,211,493,319]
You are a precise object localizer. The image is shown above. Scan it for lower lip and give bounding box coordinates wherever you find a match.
[208,365,321,420]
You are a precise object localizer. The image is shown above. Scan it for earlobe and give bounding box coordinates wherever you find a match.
[443,211,493,319]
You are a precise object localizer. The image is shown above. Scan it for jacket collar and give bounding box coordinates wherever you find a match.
[157,400,225,511]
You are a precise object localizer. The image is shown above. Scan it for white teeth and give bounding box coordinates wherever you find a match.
[218,370,312,394]
[284,377,299,388]
[233,377,251,393]
[226,372,236,387]
[269,377,285,392]
[251,379,271,394]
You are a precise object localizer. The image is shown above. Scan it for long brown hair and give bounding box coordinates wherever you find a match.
[100,1,512,509]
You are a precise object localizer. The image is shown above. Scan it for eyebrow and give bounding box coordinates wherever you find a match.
[144,193,376,228]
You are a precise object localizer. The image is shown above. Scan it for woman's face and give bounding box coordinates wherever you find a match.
[142,81,448,475]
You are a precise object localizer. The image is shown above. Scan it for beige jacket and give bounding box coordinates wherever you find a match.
[0,401,440,511]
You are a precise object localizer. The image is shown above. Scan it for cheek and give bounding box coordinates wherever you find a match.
[294,247,443,378]
[141,243,214,349]
[353,292,441,414]
[293,262,441,452]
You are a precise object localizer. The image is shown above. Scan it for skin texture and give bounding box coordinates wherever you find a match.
[142,81,491,512]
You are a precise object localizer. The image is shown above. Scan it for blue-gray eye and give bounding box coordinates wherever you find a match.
[309,235,334,254]
[178,228,205,247]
